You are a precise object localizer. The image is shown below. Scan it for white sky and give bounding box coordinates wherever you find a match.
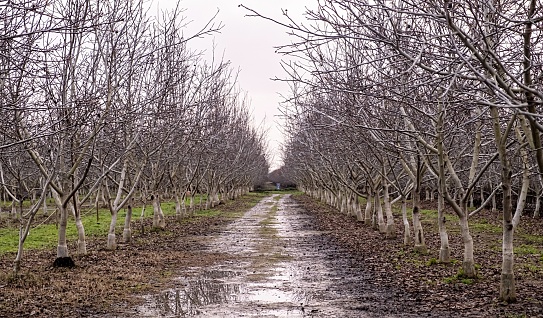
[157,0,315,170]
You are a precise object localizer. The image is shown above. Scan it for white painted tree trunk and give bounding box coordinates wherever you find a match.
[139,203,146,235]
[181,196,186,216]
[401,198,411,245]
[339,190,346,213]
[70,202,87,255]
[106,209,118,250]
[175,195,182,222]
[383,184,396,239]
[57,204,69,258]
[412,190,426,253]
[458,214,476,277]
[437,193,450,262]
[123,205,133,243]
[376,194,386,233]
[43,196,48,216]
[205,192,210,209]
[356,195,364,222]
[10,200,17,220]
[500,127,530,302]
[152,194,165,229]
[364,193,373,225]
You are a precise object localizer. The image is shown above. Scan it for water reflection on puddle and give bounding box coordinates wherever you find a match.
[138,264,313,317]
[135,195,332,317]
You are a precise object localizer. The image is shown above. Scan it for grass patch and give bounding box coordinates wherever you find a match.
[519,233,543,245]
[443,269,475,285]
[525,264,543,274]
[470,220,501,234]
[427,257,439,266]
[514,244,541,255]
[0,193,265,255]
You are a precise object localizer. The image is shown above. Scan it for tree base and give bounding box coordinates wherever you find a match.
[385,224,396,239]
[462,261,477,278]
[53,257,75,268]
[439,247,450,263]
[499,273,517,303]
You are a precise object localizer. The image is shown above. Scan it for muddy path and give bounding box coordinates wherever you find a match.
[129,194,446,318]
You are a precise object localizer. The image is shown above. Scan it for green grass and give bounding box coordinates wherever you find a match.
[426,257,438,266]
[0,192,264,255]
[514,244,541,255]
[519,233,543,245]
[443,269,475,285]
[470,221,502,234]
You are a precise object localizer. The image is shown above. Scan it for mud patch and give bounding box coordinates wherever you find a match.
[134,194,439,317]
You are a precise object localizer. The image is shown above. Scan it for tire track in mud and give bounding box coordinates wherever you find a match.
[132,194,433,317]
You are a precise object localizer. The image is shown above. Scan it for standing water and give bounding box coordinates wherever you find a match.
[131,194,426,317]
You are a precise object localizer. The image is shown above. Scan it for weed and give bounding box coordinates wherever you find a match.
[520,234,543,245]
[525,264,542,274]
[514,244,541,255]
[470,222,501,234]
[426,258,438,266]
[444,268,476,285]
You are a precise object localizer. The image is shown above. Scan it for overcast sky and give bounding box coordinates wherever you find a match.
[157,0,315,170]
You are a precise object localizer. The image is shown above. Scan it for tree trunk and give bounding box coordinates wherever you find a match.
[364,192,373,225]
[175,195,182,222]
[10,200,17,220]
[376,194,386,233]
[42,195,48,216]
[152,194,165,229]
[189,194,194,215]
[401,198,411,245]
[140,203,146,235]
[356,195,364,222]
[500,225,516,302]
[459,214,476,278]
[71,202,87,254]
[123,205,133,243]
[383,183,396,239]
[438,193,450,263]
[412,188,426,253]
[106,208,118,250]
[57,204,69,258]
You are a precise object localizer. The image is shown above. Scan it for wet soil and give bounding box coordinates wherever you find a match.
[0,194,262,317]
[2,193,542,317]
[294,194,543,318]
[129,194,448,317]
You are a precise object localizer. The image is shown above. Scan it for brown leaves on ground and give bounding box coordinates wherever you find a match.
[0,197,257,318]
[294,194,543,318]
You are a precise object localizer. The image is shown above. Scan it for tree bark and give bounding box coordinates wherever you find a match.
[383,182,396,239]
[401,197,411,245]
[123,205,133,243]
[459,214,476,277]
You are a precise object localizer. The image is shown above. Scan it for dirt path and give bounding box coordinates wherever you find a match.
[130,194,433,318]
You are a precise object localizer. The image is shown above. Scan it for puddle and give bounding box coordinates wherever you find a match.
[130,194,435,317]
